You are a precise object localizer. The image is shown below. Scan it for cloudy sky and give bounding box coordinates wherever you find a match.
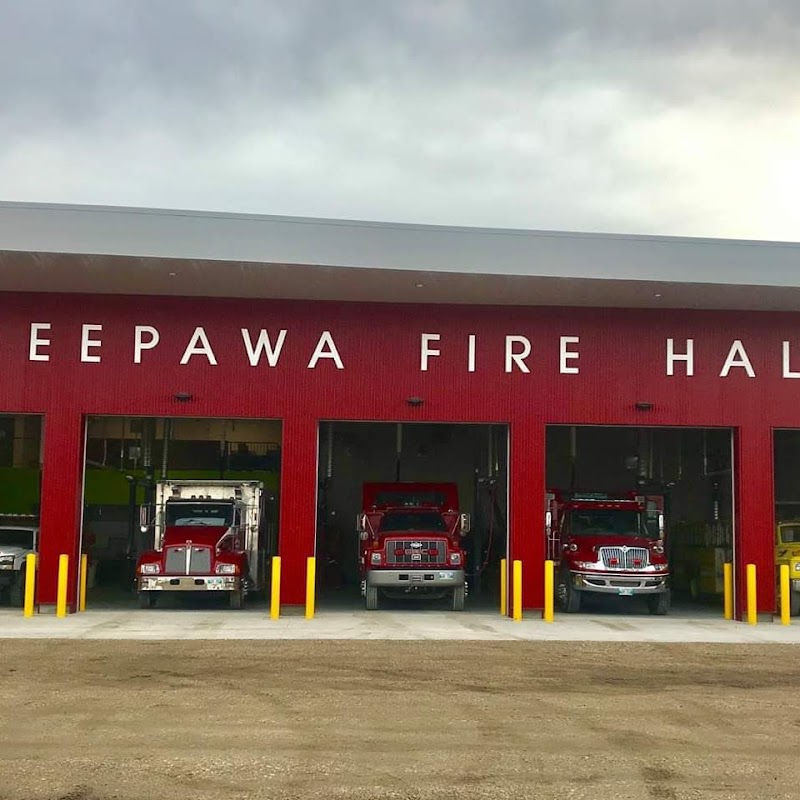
[1,1,798,240]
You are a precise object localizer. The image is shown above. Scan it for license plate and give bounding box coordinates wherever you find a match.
[618,588,634,597]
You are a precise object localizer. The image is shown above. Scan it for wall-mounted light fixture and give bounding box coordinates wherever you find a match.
[635,401,654,411]
[173,392,193,402]
[406,396,424,407]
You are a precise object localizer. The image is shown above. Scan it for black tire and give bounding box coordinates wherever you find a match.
[365,585,378,611]
[790,591,800,617]
[9,572,25,608]
[229,589,243,609]
[138,591,157,609]
[648,590,671,616]
[557,573,581,613]
[451,585,466,612]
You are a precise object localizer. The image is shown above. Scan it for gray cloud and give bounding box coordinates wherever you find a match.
[1,1,799,239]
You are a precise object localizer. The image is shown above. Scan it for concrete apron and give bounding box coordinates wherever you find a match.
[2,608,800,643]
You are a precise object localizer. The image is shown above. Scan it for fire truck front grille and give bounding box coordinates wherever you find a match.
[598,547,650,570]
[189,547,212,574]
[386,540,446,565]
[163,545,212,574]
[164,546,187,573]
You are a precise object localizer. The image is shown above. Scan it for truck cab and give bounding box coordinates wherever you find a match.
[136,480,265,609]
[0,524,38,607]
[546,489,670,615]
[358,482,469,611]
[775,521,800,616]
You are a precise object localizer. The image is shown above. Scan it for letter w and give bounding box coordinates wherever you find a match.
[241,329,287,367]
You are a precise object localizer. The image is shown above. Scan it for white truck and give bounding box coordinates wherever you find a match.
[135,480,271,609]
[0,522,38,607]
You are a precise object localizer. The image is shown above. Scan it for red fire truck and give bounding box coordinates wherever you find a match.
[545,489,670,615]
[357,482,470,611]
[136,479,269,609]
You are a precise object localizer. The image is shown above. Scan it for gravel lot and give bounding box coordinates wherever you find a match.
[1,640,799,799]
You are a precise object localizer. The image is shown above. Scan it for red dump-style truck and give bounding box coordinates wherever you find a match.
[357,482,470,611]
[136,479,268,609]
[546,489,670,615]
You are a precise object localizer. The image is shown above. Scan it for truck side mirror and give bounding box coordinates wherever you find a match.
[460,513,471,534]
[139,505,149,534]
[658,512,665,539]
[545,511,552,537]
[356,513,369,534]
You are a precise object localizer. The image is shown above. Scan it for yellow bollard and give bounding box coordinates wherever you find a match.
[780,564,791,626]
[723,562,733,621]
[23,553,36,617]
[270,556,281,620]
[500,558,507,616]
[56,554,69,618]
[746,563,757,625]
[305,556,316,620]
[79,554,88,612]
[512,559,522,622]
[543,560,554,623]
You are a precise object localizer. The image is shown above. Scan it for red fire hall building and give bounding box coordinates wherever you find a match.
[1,201,799,618]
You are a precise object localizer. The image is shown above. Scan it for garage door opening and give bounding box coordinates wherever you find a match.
[774,430,800,616]
[82,416,281,609]
[0,414,42,609]
[546,425,733,616]
[316,422,507,612]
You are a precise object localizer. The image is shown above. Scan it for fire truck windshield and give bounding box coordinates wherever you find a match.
[780,524,800,544]
[569,510,656,538]
[165,502,233,527]
[378,512,448,533]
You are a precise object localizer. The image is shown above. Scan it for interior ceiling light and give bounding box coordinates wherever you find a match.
[415,283,424,288]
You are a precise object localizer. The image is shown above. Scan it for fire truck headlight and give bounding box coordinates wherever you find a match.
[652,544,665,555]
[449,552,462,566]
[215,563,237,575]
[793,563,800,573]
[140,563,160,575]
[574,561,598,570]
[370,552,383,566]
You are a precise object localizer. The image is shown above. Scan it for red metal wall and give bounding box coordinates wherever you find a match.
[0,291,790,615]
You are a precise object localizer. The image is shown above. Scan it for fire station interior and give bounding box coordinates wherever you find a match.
[0,414,42,608]
[774,431,800,580]
[82,416,281,608]
[546,425,734,615]
[315,422,508,611]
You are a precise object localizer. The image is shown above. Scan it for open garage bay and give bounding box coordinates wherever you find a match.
[1,639,799,800]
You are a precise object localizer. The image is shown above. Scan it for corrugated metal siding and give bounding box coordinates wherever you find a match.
[0,291,782,611]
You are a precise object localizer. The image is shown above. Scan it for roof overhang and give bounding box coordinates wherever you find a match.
[1,201,799,310]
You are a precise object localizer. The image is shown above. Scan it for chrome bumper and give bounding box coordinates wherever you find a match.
[367,569,465,588]
[573,570,669,595]
[138,575,240,592]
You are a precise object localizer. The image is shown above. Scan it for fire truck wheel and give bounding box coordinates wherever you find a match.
[647,591,671,616]
[229,589,243,609]
[365,585,379,611]
[790,592,800,617]
[451,585,466,612]
[9,573,25,608]
[557,574,581,613]
[138,591,157,609]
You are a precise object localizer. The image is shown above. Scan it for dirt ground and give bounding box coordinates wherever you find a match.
[1,640,799,800]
